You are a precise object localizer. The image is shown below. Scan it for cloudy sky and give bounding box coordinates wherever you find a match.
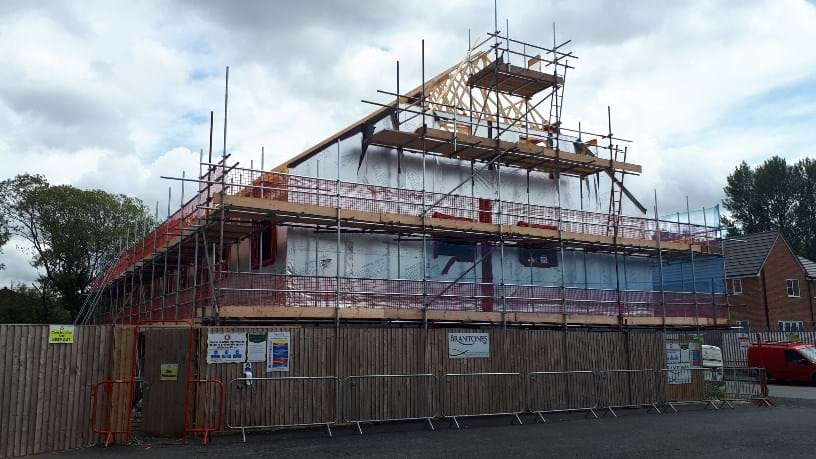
[2,0,816,285]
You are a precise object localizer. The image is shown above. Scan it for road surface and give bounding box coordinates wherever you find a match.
[768,382,816,400]
[50,402,815,459]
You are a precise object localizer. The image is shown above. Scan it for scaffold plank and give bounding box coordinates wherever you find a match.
[466,59,564,98]
[219,195,698,255]
[367,127,641,176]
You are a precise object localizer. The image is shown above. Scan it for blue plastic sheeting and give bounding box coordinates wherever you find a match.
[655,257,725,294]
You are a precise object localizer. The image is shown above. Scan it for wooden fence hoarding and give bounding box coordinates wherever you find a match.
[0,325,114,459]
[1,324,672,458]
[192,327,666,432]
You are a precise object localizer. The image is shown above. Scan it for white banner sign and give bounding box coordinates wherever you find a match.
[666,343,681,364]
[667,362,692,385]
[247,333,267,362]
[206,332,247,364]
[448,333,489,359]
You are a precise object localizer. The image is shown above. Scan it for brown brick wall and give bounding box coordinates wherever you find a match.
[728,275,767,329]
[729,238,815,331]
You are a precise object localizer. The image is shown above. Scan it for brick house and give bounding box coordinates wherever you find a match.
[724,231,816,332]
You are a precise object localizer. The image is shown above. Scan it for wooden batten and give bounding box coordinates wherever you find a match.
[217,304,709,328]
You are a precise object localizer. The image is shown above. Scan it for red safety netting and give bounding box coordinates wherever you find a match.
[97,272,727,323]
[89,167,723,319]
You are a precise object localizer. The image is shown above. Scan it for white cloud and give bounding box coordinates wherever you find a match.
[0,237,41,287]
[2,0,816,284]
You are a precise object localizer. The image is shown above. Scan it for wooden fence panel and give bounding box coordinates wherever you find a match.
[0,325,114,459]
[187,327,668,433]
[0,323,673,458]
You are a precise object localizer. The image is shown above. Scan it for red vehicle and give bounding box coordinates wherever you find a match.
[747,342,816,384]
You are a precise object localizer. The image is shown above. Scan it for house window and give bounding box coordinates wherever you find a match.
[735,320,750,331]
[251,221,276,269]
[731,279,742,295]
[786,279,801,298]
[778,320,804,332]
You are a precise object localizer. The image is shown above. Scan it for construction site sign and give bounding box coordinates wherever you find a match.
[160,364,179,381]
[666,342,692,384]
[448,333,489,358]
[267,332,290,372]
[206,332,247,364]
[247,333,267,362]
[48,325,74,344]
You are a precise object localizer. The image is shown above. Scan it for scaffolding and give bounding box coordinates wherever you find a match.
[77,28,728,329]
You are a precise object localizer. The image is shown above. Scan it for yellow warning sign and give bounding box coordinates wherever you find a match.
[48,325,75,344]
[160,364,179,381]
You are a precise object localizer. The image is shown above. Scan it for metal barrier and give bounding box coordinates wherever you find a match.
[659,368,720,412]
[90,380,135,447]
[441,372,524,428]
[227,376,339,442]
[598,369,661,416]
[719,367,773,408]
[184,379,226,444]
[527,371,599,421]
[343,374,436,434]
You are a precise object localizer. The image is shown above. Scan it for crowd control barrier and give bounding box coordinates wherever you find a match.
[111,367,773,443]
[598,369,661,416]
[185,378,225,444]
[719,367,773,408]
[343,374,437,434]
[441,372,524,428]
[227,376,339,442]
[90,380,135,447]
[659,367,719,412]
[527,371,599,421]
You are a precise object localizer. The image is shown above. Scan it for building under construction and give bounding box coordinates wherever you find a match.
[78,31,728,328]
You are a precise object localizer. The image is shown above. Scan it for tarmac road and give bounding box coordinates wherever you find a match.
[50,402,816,459]
[768,382,816,400]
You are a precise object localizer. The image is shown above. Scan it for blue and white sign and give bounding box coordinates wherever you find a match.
[666,343,681,364]
[206,332,247,364]
[448,333,489,359]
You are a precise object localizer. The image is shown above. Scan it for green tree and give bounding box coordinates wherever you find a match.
[0,174,156,319]
[0,212,8,270]
[723,161,759,235]
[723,156,797,240]
[754,156,797,239]
[793,158,816,260]
[0,283,71,324]
[723,156,816,260]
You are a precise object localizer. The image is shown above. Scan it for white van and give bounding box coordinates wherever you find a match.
[702,345,724,382]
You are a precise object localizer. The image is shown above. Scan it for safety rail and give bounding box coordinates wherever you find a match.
[217,273,728,318]
[96,284,213,324]
[719,367,773,408]
[659,368,720,412]
[221,168,720,250]
[343,374,437,434]
[116,367,773,443]
[441,372,524,428]
[97,271,728,325]
[88,166,723,291]
[598,369,662,416]
[227,376,340,442]
[90,379,135,447]
[527,371,599,421]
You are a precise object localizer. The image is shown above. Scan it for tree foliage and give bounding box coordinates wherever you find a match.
[0,211,8,270]
[0,174,156,319]
[0,284,70,324]
[723,156,816,260]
